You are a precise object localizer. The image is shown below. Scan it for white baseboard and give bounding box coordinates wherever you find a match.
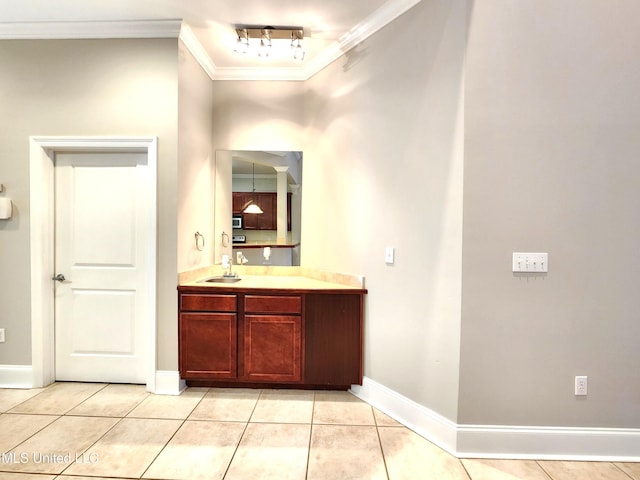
[457,424,640,462]
[351,376,640,462]
[153,370,186,395]
[0,365,34,388]
[350,376,458,454]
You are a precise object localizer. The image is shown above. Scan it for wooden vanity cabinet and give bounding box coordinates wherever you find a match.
[178,286,365,389]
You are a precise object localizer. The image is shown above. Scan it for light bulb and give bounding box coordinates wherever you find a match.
[293,44,305,61]
[234,37,248,54]
[259,39,270,57]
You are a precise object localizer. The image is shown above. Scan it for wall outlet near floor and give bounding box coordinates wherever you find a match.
[575,375,588,396]
[0,328,5,343]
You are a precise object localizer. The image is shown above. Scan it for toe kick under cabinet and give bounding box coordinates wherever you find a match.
[178,286,366,389]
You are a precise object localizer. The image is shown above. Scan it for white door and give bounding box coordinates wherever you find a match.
[54,152,150,383]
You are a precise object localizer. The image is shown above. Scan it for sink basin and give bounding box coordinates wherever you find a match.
[200,276,242,283]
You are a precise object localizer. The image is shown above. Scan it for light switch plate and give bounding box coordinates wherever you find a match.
[385,247,395,265]
[0,328,5,343]
[512,252,548,272]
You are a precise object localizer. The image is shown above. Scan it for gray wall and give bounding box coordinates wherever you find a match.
[459,0,640,428]
[0,39,179,368]
[302,0,467,421]
[211,81,305,151]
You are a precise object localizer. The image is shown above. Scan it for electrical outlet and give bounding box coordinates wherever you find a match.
[575,375,588,396]
[0,328,5,343]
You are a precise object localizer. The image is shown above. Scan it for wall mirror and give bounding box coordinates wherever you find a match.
[214,150,302,267]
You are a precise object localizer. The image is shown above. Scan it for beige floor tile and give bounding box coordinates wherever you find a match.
[313,391,375,425]
[374,408,402,426]
[63,417,182,478]
[189,388,260,422]
[225,423,311,480]
[0,413,59,453]
[462,458,550,480]
[68,383,149,417]
[8,382,106,415]
[142,420,245,480]
[379,426,469,480]
[127,387,207,419]
[0,388,47,413]
[0,473,56,479]
[250,389,314,423]
[616,462,640,479]
[538,461,631,480]
[307,424,387,480]
[57,477,136,480]
[1,415,119,474]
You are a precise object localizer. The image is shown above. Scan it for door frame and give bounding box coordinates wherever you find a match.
[29,136,158,391]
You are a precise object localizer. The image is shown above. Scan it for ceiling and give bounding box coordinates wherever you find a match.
[0,0,421,80]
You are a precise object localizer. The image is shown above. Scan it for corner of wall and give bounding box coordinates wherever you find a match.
[352,376,640,461]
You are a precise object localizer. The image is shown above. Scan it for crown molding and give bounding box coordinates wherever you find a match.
[301,0,423,80]
[0,19,182,39]
[179,23,217,80]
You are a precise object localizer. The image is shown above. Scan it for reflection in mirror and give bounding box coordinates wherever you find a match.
[215,150,302,267]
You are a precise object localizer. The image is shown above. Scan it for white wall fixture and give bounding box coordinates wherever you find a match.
[575,376,588,396]
[0,197,12,219]
[233,25,305,61]
[512,252,548,272]
[385,246,395,265]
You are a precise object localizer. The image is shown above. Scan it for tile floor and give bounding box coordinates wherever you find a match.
[0,382,639,479]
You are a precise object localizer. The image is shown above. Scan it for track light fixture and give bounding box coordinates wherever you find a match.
[233,25,305,61]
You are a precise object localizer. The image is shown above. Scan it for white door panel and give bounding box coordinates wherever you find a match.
[54,152,149,383]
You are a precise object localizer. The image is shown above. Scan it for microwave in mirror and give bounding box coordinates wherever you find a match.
[232,215,242,229]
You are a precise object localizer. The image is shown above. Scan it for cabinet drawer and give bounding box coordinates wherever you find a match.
[181,294,237,312]
[245,295,301,314]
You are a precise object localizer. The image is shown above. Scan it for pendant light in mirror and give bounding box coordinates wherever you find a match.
[242,163,263,214]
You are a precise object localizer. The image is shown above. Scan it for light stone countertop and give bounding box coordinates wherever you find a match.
[180,275,363,291]
[178,265,366,292]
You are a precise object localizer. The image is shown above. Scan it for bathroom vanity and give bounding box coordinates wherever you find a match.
[178,271,367,389]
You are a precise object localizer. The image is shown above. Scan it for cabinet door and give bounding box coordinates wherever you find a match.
[243,315,301,382]
[257,194,276,230]
[232,192,247,215]
[180,313,237,379]
[304,294,363,386]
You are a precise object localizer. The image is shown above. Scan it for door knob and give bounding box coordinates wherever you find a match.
[52,274,66,282]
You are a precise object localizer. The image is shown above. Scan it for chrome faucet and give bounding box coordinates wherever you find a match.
[222,254,238,278]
